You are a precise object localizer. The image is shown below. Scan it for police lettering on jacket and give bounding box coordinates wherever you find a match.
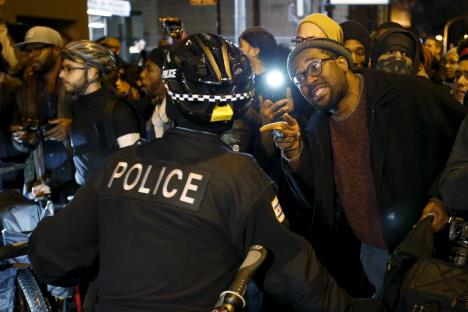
[104,159,210,212]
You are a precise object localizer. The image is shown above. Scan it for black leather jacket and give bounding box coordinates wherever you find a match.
[285,69,466,251]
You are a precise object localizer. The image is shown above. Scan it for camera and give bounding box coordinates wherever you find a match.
[17,117,52,149]
[257,69,287,104]
[448,217,468,267]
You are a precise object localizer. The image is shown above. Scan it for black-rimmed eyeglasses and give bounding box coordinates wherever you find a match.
[293,57,335,87]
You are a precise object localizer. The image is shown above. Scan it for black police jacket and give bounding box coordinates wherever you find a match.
[28,127,355,312]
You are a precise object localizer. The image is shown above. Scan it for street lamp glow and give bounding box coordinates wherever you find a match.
[435,35,443,41]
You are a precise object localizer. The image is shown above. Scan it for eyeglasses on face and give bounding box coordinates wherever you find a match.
[291,36,323,45]
[61,65,86,73]
[293,57,335,87]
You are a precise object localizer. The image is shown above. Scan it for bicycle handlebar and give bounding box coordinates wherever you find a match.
[212,245,268,312]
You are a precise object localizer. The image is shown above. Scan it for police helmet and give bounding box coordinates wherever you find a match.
[163,34,254,131]
[62,40,117,74]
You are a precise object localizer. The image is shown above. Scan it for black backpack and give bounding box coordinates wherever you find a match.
[383,216,468,311]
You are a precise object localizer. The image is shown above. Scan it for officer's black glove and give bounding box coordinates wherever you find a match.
[349,298,387,312]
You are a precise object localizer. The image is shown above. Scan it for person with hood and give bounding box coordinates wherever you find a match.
[340,20,371,69]
[371,27,421,75]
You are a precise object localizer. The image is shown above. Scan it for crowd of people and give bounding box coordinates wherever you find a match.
[1,2,468,311]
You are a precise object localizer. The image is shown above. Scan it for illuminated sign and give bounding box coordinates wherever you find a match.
[87,0,131,17]
[190,0,217,6]
[330,0,389,4]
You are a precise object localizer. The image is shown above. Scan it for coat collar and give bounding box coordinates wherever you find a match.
[361,69,399,110]
[305,69,399,132]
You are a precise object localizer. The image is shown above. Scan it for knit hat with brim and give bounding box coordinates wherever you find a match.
[297,13,343,43]
[340,20,371,61]
[147,46,167,68]
[287,38,353,80]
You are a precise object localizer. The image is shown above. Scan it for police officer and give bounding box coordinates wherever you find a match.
[28,34,384,311]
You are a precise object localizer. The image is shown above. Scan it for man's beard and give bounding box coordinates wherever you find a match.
[307,78,345,114]
[143,82,165,105]
[63,78,87,98]
[31,56,56,75]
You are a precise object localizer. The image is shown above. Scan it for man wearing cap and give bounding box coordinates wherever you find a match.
[96,36,121,56]
[292,15,375,297]
[340,21,371,69]
[10,26,77,202]
[137,46,172,140]
[261,37,466,298]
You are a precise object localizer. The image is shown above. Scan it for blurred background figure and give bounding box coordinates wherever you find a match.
[96,36,141,100]
[96,36,121,56]
[115,62,141,100]
[0,0,25,191]
[424,36,443,62]
[452,38,468,105]
[159,17,188,45]
[239,27,279,78]
[238,26,295,156]
[340,20,371,69]
[423,36,444,84]
[0,0,20,74]
[442,47,459,89]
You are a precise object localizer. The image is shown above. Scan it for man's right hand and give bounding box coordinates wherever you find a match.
[10,125,27,144]
[31,183,51,198]
[259,113,302,160]
[45,118,72,142]
[259,87,294,125]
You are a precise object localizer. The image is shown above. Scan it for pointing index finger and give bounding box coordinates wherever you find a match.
[283,113,299,127]
[259,121,289,133]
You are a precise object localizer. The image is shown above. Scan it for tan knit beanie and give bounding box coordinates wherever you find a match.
[297,13,343,43]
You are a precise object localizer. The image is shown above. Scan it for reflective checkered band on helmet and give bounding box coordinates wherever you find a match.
[166,89,253,103]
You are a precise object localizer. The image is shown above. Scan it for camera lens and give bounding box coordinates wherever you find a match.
[23,132,41,149]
